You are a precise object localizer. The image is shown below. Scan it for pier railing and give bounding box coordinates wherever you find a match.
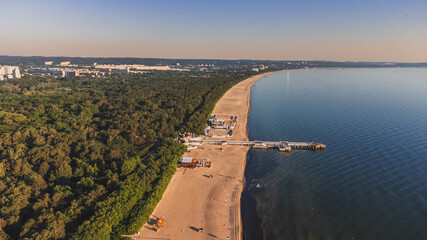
[187,140,326,151]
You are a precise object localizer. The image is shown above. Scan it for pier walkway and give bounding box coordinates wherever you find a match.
[187,139,326,151]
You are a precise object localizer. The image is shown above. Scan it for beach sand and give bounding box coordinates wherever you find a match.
[134,72,276,240]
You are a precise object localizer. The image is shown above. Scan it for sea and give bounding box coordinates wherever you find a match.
[241,68,427,240]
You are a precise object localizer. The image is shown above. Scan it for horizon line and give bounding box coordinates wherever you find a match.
[1,55,426,64]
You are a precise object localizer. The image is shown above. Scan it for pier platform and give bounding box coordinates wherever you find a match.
[187,140,326,151]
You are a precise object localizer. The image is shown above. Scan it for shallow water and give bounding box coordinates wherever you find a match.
[242,68,427,240]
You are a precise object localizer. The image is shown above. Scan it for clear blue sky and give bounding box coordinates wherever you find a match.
[1,0,426,62]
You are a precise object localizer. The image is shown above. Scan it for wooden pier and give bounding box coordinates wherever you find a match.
[187,139,326,151]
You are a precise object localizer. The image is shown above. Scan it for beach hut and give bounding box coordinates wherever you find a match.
[178,157,197,168]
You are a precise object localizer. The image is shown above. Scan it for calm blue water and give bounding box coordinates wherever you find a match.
[242,68,427,240]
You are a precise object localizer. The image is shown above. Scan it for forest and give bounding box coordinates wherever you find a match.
[0,71,252,239]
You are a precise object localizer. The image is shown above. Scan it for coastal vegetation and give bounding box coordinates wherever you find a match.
[0,71,252,239]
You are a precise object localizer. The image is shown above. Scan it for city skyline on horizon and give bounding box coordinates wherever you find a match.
[2,55,426,64]
[1,0,426,62]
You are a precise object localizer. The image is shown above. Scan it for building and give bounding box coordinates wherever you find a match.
[177,157,197,168]
[13,68,21,79]
[4,66,12,75]
[94,64,172,71]
[30,68,61,76]
[60,61,71,66]
[0,66,21,80]
[0,67,4,81]
[65,70,80,77]
[45,61,53,65]
[114,68,130,73]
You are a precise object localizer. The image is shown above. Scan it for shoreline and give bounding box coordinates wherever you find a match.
[135,71,279,240]
[234,71,281,240]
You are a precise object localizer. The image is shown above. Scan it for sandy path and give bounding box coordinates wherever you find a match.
[133,72,277,240]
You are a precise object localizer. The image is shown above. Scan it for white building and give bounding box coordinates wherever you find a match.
[4,66,13,75]
[14,68,21,79]
[45,61,53,65]
[60,61,71,66]
[94,64,172,71]
[0,67,4,81]
[0,66,21,80]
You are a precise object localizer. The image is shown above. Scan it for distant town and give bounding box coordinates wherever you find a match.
[0,55,426,81]
[1,60,274,80]
[0,58,294,80]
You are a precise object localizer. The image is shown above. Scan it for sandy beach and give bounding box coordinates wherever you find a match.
[134,72,276,240]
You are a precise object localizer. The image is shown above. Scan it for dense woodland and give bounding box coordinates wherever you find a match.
[0,71,252,239]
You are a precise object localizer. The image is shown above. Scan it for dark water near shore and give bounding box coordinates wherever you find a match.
[241,68,427,240]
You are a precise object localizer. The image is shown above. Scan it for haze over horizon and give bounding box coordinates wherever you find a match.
[1,0,426,62]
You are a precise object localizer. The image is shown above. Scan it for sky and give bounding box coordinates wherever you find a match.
[1,0,426,62]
